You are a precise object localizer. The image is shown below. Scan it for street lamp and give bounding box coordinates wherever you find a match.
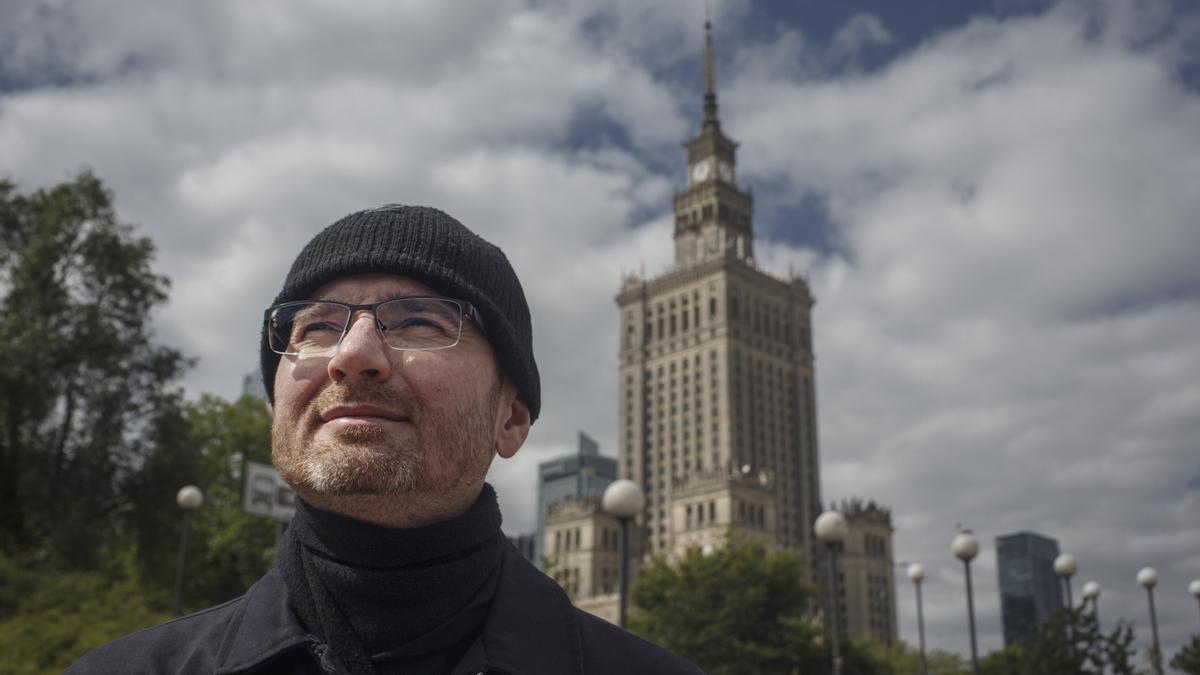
[907,563,928,675]
[1082,581,1102,629]
[952,530,981,675]
[1054,553,1078,656]
[1054,553,1078,609]
[815,510,849,675]
[1137,566,1162,675]
[172,485,204,616]
[1190,579,1200,626]
[602,479,644,630]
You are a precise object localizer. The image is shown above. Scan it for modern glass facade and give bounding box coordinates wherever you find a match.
[995,531,1063,645]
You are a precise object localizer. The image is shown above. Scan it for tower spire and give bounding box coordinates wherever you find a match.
[703,6,720,132]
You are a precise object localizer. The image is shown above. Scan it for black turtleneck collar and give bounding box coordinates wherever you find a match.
[279,484,506,674]
[295,483,503,568]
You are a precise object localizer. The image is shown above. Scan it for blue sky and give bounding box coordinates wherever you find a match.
[2,0,1199,666]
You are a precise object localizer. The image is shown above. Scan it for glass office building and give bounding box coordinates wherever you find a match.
[995,531,1063,645]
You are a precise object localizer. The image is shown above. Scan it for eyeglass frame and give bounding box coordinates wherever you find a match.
[264,295,488,356]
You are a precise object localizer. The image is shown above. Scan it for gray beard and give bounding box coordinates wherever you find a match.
[272,378,500,497]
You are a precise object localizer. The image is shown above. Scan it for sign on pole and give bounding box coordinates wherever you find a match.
[243,461,295,522]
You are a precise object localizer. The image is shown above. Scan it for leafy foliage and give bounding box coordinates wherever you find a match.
[0,552,169,674]
[978,607,1144,675]
[0,172,189,568]
[0,171,284,667]
[630,537,833,674]
[1171,635,1200,675]
[860,641,968,675]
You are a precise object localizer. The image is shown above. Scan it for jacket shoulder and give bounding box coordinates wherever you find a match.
[65,595,244,674]
[574,610,705,675]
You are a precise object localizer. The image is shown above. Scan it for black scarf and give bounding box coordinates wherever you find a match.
[277,485,505,674]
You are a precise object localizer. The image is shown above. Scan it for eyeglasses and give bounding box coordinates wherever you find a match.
[265,296,486,356]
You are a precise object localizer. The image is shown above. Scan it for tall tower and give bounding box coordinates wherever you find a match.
[615,17,821,563]
[995,532,1064,645]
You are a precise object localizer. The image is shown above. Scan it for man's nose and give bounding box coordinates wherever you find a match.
[326,313,391,383]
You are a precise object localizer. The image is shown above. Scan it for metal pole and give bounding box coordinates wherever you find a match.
[1092,597,1101,634]
[1064,577,1074,661]
[617,516,630,629]
[915,579,928,675]
[964,559,979,675]
[1146,586,1162,675]
[827,544,842,675]
[172,510,193,616]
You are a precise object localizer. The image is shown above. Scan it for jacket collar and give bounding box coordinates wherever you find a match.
[214,541,583,675]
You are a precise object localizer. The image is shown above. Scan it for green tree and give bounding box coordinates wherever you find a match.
[0,552,170,674]
[1171,635,1200,675]
[125,393,278,611]
[0,172,189,569]
[864,641,968,675]
[978,608,1145,675]
[629,537,828,675]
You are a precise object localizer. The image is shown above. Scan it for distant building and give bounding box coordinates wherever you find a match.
[507,532,536,563]
[535,432,617,568]
[827,499,898,644]
[541,495,636,624]
[996,531,1063,645]
[548,16,897,642]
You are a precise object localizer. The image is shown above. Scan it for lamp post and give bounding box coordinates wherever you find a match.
[815,510,849,675]
[1137,567,1162,675]
[172,485,204,616]
[952,530,980,675]
[1054,553,1078,609]
[602,479,644,630]
[1190,579,1200,626]
[907,563,928,675]
[1054,553,1078,656]
[1082,581,1102,629]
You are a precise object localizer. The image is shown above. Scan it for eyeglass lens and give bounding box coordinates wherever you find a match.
[269,298,464,355]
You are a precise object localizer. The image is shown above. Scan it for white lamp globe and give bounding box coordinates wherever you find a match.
[1054,553,1078,578]
[176,485,204,510]
[602,479,644,519]
[952,532,979,562]
[1189,579,1200,598]
[907,563,925,583]
[1136,567,1159,588]
[1082,581,1101,600]
[814,510,849,543]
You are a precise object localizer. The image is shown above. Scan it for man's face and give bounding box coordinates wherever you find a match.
[271,274,509,502]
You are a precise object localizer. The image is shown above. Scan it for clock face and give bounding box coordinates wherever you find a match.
[718,162,733,182]
[691,160,710,183]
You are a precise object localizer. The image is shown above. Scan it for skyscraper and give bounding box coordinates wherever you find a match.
[534,431,618,567]
[615,16,821,565]
[995,531,1063,645]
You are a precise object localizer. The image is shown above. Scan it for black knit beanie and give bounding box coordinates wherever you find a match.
[260,205,540,421]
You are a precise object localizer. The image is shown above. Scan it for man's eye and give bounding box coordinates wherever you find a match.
[298,321,342,334]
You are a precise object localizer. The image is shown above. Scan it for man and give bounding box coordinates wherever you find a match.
[69,205,702,674]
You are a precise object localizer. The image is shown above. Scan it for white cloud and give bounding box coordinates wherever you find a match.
[725,0,1200,657]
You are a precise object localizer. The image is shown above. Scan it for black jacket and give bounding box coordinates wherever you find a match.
[67,541,703,674]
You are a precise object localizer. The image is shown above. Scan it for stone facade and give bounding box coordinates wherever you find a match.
[827,499,898,644]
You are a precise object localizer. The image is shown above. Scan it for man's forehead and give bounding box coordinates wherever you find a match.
[310,274,440,302]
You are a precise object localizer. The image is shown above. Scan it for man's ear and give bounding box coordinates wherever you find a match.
[495,380,531,459]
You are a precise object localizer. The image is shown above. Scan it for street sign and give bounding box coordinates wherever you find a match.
[243,461,295,522]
